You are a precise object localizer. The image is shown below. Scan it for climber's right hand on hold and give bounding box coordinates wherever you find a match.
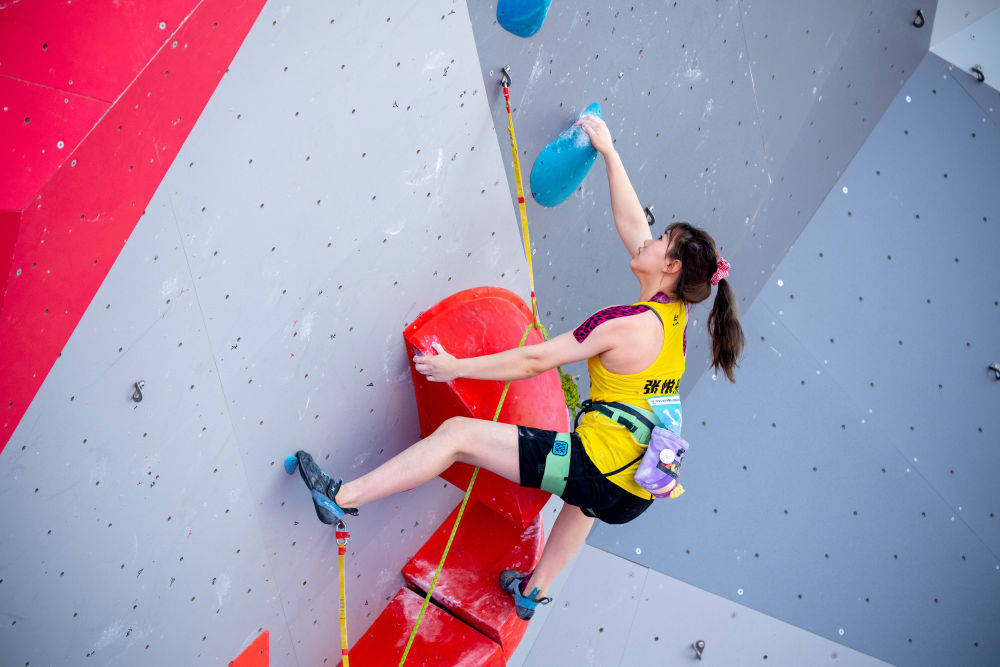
[413,342,460,383]
[575,115,614,156]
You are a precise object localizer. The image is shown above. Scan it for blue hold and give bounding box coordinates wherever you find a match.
[283,454,299,474]
[530,103,602,208]
[497,0,552,38]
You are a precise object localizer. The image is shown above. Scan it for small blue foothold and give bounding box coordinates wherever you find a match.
[284,454,299,474]
[497,0,552,38]
[530,103,603,207]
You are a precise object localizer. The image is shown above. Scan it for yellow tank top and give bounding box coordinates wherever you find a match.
[576,297,687,499]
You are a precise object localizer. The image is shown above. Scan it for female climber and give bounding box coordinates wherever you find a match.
[292,115,745,622]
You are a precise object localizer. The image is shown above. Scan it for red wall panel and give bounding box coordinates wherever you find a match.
[0,77,109,211]
[0,0,200,102]
[0,0,267,451]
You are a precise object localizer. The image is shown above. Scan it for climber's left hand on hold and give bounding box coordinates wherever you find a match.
[413,342,460,382]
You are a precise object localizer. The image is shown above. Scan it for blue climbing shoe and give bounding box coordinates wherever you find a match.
[290,450,358,524]
[499,569,552,621]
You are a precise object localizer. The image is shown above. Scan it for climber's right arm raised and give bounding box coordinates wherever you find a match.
[575,115,652,259]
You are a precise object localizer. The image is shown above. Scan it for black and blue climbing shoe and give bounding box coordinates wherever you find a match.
[286,450,358,524]
[499,569,552,621]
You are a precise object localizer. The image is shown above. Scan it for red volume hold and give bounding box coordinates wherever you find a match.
[345,587,505,667]
[403,287,570,527]
[402,500,544,660]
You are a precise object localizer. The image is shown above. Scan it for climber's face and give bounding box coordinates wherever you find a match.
[631,232,681,279]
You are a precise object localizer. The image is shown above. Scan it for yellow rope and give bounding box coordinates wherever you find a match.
[336,522,350,666]
[503,77,581,418]
[503,74,540,327]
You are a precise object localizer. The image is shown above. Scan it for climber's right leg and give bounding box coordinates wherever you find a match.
[335,417,519,509]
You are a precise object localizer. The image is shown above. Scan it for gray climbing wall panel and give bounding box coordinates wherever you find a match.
[732,1,938,302]
[0,1,533,664]
[2,1,995,666]
[520,545,890,666]
[466,1,934,399]
[588,52,1000,666]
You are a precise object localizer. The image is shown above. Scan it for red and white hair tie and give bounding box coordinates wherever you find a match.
[711,256,730,286]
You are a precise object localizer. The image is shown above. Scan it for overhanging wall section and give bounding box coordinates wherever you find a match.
[467,1,933,398]
[588,51,1000,667]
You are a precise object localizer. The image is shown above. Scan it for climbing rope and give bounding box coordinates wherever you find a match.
[501,65,540,327]
[399,67,581,665]
[336,520,351,666]
[500,65,582,419]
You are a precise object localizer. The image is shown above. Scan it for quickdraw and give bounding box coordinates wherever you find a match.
[501,65,540,327]
[336,520,350,666]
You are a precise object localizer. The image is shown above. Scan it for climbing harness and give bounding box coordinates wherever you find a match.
[537,400,656,494]
[575,399,657,443]
[539,399,691,502]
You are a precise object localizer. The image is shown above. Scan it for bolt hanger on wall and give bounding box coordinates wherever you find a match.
[131,380,145,403]
[988,362,1000,381]
[912,10,925,28]
[971,65,985,84]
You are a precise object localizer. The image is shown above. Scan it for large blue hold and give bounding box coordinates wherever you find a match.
[497,0,552,38]
[530,103,602,208]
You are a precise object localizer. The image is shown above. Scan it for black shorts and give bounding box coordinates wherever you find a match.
[517,426,654,525]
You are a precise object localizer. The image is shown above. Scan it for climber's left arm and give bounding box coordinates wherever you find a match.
[413,325,618,383]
